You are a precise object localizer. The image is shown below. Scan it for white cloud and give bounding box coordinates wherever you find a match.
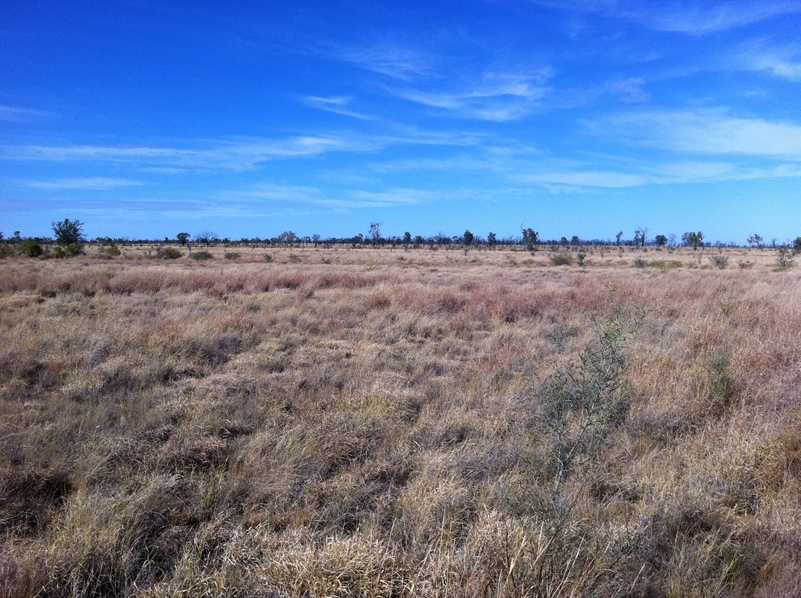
[741,45,801,81]
[4,136,365,170]
[338,43,435,81]
[0,104,52,122]
[627,2,801,35]
[25,177,144,190]
[302,96,375,120]
[530,0,801,35]
[597,109,801,158]
[391,72,552,121]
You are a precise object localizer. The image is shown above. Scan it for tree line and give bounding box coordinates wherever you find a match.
[3,219,801,258]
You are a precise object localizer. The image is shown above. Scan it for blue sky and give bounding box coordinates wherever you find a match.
[1,0,800,244]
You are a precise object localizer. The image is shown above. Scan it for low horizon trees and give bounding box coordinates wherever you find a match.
[682,231,704,249]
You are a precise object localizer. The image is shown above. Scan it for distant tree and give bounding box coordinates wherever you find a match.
[634,226,648,247]
[413,235,424,248]
[194,230,217,245]
[312,234,321,246]
[368,222,381,246]
[433,232,451,245]
[487,232,497,249]
[52,218,85,247]
[521,227,538,251]
[559,236,569,246]
[615,231,623,246]
[654,234,668,247]
[463,230,474,247]
[403,231,412,245]
[747,234,763,249]
[177,232,190,246]
[277,231,298,246]
[570,235,580,246]
[793,237,801,255]
[682,231,704,249]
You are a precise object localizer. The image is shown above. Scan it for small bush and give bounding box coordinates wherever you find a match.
[652,260,682,272]
[21,238,43,258]
[775,248,794,270]
[191,250,213,261]
[106,245,121,257]
[52,246,65,258]
[632,257,648,268]
[549,254,574,266]
[224,252,241,260]
[709,255,729,269]
[264,253,273,262]
[161,248,183,259]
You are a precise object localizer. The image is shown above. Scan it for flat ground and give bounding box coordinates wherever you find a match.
[1,245,799,597]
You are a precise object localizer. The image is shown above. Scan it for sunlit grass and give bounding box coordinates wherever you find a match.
[1,245,799,596]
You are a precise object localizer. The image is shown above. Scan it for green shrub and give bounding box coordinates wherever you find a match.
[106,244,121,257]
[21,238,43,258]
[549,253,574,266]
[264,253,273,262]
[224,252,241,260]
[191,250,213,261]
[160,247,183,259]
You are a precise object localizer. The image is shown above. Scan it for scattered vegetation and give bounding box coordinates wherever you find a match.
[190,250,213,261]
[0,246,799,596]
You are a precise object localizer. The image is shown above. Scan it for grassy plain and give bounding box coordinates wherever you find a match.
[0,244,799,596]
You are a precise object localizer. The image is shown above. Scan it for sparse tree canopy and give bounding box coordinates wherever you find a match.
[52,218,85,247]
[194,230,218,245]
[463,230,474,246]
[177,232,190,246]
[634,227,648,247]
[654,234,668,247]
[368,222,381,246]
[682,231,704,249]
[747,234,763,249]
[522,227,538,251]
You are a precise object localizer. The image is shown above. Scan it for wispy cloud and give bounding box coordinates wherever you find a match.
[25,177,145,190]
[338,43,435,81]
[597,108,801,158]
[739,43,801,81]
[220,183,430,210]
[0,104,52,122]
[3,136,367,170]
[392,72,552,121]
[302,96,375,120]
[530,0,800,35]
[625,1,801,35]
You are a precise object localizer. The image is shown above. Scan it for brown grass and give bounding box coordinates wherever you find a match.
[0,245,799,596]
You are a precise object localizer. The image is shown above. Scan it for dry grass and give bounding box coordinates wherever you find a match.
[1,246,799,597]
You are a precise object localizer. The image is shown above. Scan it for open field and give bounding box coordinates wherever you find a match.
[1,246,800,596]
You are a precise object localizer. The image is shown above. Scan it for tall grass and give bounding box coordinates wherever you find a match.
[1,248,799,596]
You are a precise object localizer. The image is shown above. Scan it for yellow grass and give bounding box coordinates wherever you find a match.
[0,245,799,596]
